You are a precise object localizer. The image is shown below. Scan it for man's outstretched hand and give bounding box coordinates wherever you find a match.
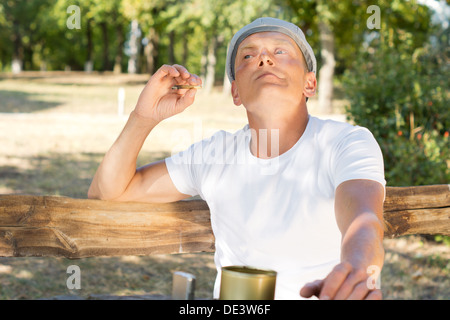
[300,262,382,300]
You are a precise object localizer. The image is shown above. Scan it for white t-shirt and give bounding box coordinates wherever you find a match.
[165,116,385,299]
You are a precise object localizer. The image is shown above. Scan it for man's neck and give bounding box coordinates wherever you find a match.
[247,102,309,159]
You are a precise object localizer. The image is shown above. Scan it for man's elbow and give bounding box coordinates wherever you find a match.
[87,185,100,200]
[87,184,127,201]
[87,184,108,200]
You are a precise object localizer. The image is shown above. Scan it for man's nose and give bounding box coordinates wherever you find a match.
[258,51,274,67]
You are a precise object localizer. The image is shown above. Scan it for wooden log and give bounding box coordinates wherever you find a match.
[0,184,449,258]
[0,195,214,258]
[383,184,450,238]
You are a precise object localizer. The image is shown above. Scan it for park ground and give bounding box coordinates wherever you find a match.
[0,72,448,299]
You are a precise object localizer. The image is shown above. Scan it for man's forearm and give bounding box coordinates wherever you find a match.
[340,212,385,272]
[88,111,159,200]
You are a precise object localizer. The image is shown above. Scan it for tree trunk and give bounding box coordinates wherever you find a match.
[85,18,94,73]
[182,31,188,66]
[222,44,231,96]
[204,35,217,93]
[127,20,140,74]
[168,31,175,65]
[23,45,33,71]
[144,27,158,75]
[316,0,336,115]
[11,19,23,74]
[100,22,110,71]
[114,23,125,74]
[222,68,231,96]
[200,39,208,80]
[317,19,335,114]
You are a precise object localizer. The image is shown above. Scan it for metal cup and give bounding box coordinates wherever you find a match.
[219,266,277,300]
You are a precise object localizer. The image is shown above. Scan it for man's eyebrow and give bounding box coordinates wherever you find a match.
[237,44,257,52]
[271,38,296,47]
[238,38,295,53]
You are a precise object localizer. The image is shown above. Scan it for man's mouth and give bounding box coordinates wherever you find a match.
[256,72,281,80]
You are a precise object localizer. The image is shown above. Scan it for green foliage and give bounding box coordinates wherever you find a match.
[0,0,293,73]
[434,235,450,247]
[0,0,447,92]
[343,27,449,186]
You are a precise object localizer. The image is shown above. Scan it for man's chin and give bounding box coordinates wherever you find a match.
[243,90,305,114]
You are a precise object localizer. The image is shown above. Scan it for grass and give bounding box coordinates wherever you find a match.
[0,71,448,300]
[0,254,217,300]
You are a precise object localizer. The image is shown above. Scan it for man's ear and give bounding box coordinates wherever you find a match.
[303,72,317,98]
[231,81,242,106]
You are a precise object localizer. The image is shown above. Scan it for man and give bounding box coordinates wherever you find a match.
[88,17,386,300]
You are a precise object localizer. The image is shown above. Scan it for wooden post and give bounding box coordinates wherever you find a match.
[0,195,214,258]
[383,184,450,238]
[0,185,449,258]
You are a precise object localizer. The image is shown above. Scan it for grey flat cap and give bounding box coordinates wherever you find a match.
[226,17,317,83]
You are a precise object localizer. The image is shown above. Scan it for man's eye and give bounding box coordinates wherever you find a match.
[275,50,286,54]
[244,55,252,59]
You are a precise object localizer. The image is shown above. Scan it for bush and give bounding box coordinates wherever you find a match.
[342,28,449,186]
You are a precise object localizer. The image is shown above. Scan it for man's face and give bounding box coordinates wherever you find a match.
[231,31,313,112]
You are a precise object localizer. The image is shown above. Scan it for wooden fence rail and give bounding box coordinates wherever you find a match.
[0,185,449,259]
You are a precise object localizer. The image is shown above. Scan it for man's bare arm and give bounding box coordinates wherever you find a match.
[300,179,385,300]
[88,64,201,202]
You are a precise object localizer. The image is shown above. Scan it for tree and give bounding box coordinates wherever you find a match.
[342,8,448,186]
[123,0,171,74]
[315,0,335,114]
[0,0,52,72]
[284,0,336,113]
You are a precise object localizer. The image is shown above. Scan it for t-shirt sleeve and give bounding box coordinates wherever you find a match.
[165,142,202,197]
[164,130,230,200]
[332,127,386,190]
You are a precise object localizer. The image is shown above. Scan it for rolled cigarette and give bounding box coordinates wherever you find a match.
[171,85,202,90]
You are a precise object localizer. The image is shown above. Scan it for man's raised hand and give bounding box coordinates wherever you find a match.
[134,64,202,123]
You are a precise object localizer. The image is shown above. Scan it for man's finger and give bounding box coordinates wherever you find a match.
[172,64,192,79]
[173,89,197,113]
[299,279,323,298]
[155,64,181,79]
[319,262,352,300]
[345,281,370,300]
[364,289,382,300]
[333,268,368,300]
[188,73,202,86]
